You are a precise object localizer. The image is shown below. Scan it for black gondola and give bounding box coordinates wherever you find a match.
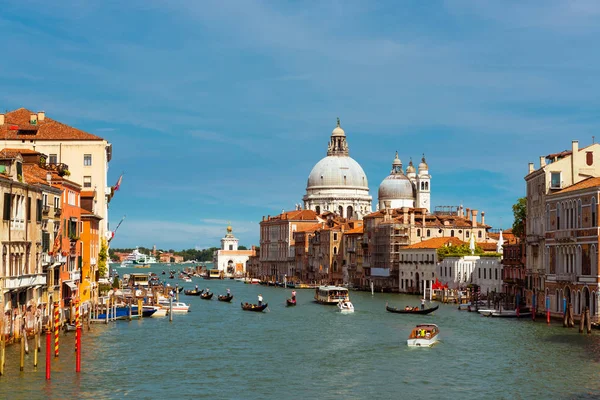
[201,292,213,300]
[184,289,203,296]
[385,304,439,315]
[218,294,233,302]
[286,299,296,306]
[241,302,268,312]
[162,270,166,275]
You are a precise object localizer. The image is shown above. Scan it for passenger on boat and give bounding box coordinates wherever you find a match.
[405,306,411,311]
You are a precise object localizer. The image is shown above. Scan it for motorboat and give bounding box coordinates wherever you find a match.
[407,324,439,347]
[144,305,167,317]
[477,309,498,317]
[337,300,354,313]
[314,286,350,305]
[158,301,190,313]
[490,309,532,318]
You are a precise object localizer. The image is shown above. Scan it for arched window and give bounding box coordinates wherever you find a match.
[556,203,561,230]
[425,182,429,190]
[466,231,470,238]
[451,230,455,237]
[427,229,431,237]
[333,247,337,255]
[478,231,482,238]
[347,206,353,219]
[417,229,421,237]
[315,206,321,214]
[592,197,597,228]
[578,200,582,228]
[338,205,344,217]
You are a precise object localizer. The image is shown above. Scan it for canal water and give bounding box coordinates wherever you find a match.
[2,264,600,399]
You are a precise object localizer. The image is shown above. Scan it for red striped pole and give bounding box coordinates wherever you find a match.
[53,302,59,357]
[45,325,51,380]
[75,299,81,373]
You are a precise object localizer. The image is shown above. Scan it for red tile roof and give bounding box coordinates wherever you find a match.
[1,108,104,141]
[405,237,465,249]
[553,177,600,195]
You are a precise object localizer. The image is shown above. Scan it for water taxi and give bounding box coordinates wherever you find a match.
[407,324,439,347]
[314,286,350,305]
[158,300,190,313]
[337,300,354,313]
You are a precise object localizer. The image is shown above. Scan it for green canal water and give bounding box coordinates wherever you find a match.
[2,264,600,399]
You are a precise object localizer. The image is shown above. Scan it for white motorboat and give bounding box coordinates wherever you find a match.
[407,324,439,347]
[337,300,354,314]
[477,309,498,317]
[144,306,167,317]
[490,309,532,318]
[158,301,190,313]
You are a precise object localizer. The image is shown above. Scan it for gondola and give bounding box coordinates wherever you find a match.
[184,289,203,296]
[241,302,268,312]
[386,304,439,315]
[286,298,296,306]
[218,294,233,302]
[201,292,213,300]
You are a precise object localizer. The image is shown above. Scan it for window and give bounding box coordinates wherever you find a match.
[229,245,233,250]
[53,196,60,210]
[426,230,430,237]
[42,193,48,206]
[49,154,57,164]
[27,197,31,222]
[556,203,561,229]
[466,231,469,238]
[68,191,76,206]
[417,229,421,237]
[592,198,597,228]
[84,154,92,166]
[578,200,582,228]
[451,230,455,237]
[550,172,561,189]
[478,231,482,238]
[546,204,551,230]
[83,176,92,188]
[333,233,338,241]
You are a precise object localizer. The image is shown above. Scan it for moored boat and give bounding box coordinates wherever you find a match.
[386,303,439,315]
[490,309,532,318]
[158,301,190,313]
[241,302,268,312]
[218,294,233,302]
[314,286,350,305]
[477,309,497,317]
[407,324,439,347]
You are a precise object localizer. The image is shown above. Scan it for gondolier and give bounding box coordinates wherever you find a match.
[258,294,263,306]
[421,299,425,310]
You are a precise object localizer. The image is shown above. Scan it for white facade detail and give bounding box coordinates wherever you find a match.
[212,225,254,278]
[439,256,503,294]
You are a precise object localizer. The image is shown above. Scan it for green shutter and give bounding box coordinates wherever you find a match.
[3,193,10,221]
[36,199,42,223]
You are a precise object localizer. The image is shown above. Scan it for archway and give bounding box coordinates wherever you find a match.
[338,205,344,217]
[347,206,353,219]
[315,206,321,214]
[584,286,590,313]
[227,260,234,275]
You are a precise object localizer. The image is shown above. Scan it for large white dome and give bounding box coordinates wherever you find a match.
[307,156,369,189]
[378,174,415,200]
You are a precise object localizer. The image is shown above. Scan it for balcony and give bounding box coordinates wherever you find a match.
[90,257,97,265]
[555,230,575,243]
[42,204,50,214]
[555,273,576,282]
[54,207,62,216]
[70,270,81,281]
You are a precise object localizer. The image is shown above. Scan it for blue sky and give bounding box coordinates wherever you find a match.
[1,1,600,250]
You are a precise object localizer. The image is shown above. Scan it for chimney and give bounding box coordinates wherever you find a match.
[0,114,4,125]
[572,140,579,183]
[481,211,485,226]
[422,212,426,228]
[466,208,470,221]
[459,205,463,218]
[472,210,478,228]
[30,113,37,125]
[539,156,546,168]
[37,111,45,122]
[528,163,535,174]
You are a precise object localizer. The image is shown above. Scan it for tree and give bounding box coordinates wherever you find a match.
[98,238,108,277]
[238,245,248,250]
[512,197,527,238]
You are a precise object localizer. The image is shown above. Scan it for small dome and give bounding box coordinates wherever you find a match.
[406,159,416,174]
[332,117,345,136]
[227,224,232,234]
[418,155,428,171]
[378,174,415,201]
[392,151,402,167]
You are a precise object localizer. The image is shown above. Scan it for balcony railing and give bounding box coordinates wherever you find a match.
[555,273,576,282]
[42,205,50,214]
[54,207,62,216]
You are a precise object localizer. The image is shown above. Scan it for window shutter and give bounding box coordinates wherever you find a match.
[3,193,10,220]
[36,199,42,223]
[42,232,50,252]
[27,197,31,221]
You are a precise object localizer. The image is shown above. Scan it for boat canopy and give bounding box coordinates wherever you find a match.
[318,286,348,292]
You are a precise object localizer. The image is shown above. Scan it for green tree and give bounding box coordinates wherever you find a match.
[98,238,108,277]
[512,197,527,238]
[238,245,248,250]
[437,243,484,260]
[112,276,120,289]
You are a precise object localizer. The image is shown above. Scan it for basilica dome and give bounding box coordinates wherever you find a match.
[307,156,369,189]
[378,174,415,200]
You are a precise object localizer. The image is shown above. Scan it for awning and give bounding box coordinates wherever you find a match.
[64,281,78,291]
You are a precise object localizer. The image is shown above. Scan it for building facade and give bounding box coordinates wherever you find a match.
[213,225,255,278]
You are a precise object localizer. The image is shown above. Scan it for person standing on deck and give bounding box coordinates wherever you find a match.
[292,290,296,301]
[258,294,263,306]
[421,298,425,310]
[227,288,231,295]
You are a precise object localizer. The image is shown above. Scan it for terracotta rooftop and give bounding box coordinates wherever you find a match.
[1,108,104,141]
[294,223,323,233]
[344,225,364,234]
[552,177,600,195]
[405,237,465,249]
[265,209,318,222]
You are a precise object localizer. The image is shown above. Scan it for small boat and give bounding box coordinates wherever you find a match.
[218,294,233,302]
[407,324,439,347]
[144,306,167,317]
[490,309,532,318]
[134,264,151,269]
[201,292,213,300]
[184,289,203,296]
[182,277,192,283]
[161,270,166,275]
[477,309,497,317]
[386,303,439,315]
[286,298,296,306]
[337,300,354,313]
[241,302,268,312]
[158,301,190,313]
[169,275,174,279]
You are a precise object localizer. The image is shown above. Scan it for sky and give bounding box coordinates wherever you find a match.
[1,0,600,250]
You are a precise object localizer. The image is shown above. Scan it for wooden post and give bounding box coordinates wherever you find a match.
[45,327,51,380]
[128,301,132,321]
[579,307,585,333]
[569,303,575,327]
[169,297,173,322]
[138,299,143,318]
[586,307,592,334]
[34,331,39,368]
[20,335,25,371]
[75,299,81,373]
[105,298,110,324]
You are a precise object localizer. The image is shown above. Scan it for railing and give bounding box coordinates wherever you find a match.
[54,207,62,216]
[555,230,575,242]
[42,205,50,214]
[555,273,576,282]
[10,219,25,230]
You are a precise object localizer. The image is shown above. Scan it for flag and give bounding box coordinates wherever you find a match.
[113,174,123,191]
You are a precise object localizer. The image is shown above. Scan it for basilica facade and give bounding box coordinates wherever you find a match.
[378,152,431,213]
